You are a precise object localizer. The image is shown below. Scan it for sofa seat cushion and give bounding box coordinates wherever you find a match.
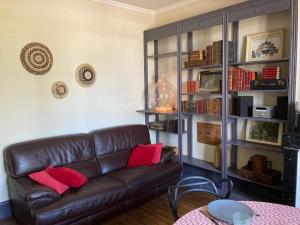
[32,176,127,225]
[107,162,182,196]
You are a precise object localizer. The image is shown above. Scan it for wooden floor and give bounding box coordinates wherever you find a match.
[0,193,215,225]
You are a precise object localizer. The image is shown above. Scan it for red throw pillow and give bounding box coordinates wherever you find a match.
[46,165,88,188]
[138,143,163,164]
[127,145,157,167]
[29,170,69,194]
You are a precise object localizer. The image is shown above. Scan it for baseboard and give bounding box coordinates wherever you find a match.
[0,200,12,220]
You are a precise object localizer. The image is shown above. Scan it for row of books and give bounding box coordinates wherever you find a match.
[149,119,185,133]
[184,41,234,68]
[262,67,281,80]
[228,67,257,91]
[186,80,199,94]
[182,98,222,116]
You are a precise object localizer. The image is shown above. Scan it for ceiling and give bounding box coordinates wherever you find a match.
[94,0,201,14]
[111,0,191,10]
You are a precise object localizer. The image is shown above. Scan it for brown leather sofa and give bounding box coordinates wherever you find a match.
[4,125,182,225]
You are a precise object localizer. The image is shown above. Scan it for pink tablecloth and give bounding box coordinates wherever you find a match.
[174,201,300,225]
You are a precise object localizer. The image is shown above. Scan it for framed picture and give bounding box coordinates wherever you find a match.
[197,122,221,145]
[245,120,284,146]
[198,70,222,93]
[245,29,284,62]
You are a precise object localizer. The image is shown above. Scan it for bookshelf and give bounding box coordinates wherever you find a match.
[140,0,297,201]
[147,52,189,59]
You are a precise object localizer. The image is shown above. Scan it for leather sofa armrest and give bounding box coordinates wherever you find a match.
[8,176,61,209]
[160,146,177,164]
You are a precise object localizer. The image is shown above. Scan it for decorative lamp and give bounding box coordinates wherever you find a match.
[149,72,177,113]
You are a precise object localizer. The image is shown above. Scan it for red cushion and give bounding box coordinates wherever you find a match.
[127,145,157,167]
[29,170,69,194]
[138,143,163,164]
[46,166,88,188]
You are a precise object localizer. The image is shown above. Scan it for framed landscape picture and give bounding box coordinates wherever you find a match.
[245,120,284,146]
[245,29,284,62]
[198,70,222,93]
[197,122,221,145]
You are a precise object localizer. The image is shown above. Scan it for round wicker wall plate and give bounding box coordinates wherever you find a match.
[75,64,96,87]
[20,42,53,75]
[51,81,68,99]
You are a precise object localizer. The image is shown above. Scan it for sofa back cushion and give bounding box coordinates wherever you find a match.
[4,134,99,179]
[90,125,151,175]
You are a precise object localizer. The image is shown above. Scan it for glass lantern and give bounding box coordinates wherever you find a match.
[149,72,177,113]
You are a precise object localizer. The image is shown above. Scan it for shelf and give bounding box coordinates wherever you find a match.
[182,155,221,174]
[229,115,287,123]
[228,139,283,153]
[182,92,222,96]
[182,113,221,119]
[227,168,283,191]
[229,58,289,66]
[182,58,289,70]
[229,89,288,93]
[136,109,178,115]
[183,64,222,70]
[147,52,188,59]
[149,128,189,134]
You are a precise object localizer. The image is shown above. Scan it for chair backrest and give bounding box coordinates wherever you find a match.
[168,176,233,221]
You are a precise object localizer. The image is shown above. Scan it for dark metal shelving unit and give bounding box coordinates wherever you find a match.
[140,0,297,196]
[148,128,189,134]
[227,168,283,191]
[182,64,223,70]
[182,92,222,96]
[228,115,288,123]
[136,109,178,115]
[228,139,283,153]
[182,155,221,174]
[228,57,290,66]
[147,52,188,59]
[229,89,288,93]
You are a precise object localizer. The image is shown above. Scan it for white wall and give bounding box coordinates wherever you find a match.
[0,0,154,202]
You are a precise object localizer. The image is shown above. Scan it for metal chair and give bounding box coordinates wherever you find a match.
[168,176,233,221]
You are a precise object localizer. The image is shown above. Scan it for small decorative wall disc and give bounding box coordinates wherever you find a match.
[75,64,96,87]
[51,81,68,99]
[20,42,53,75]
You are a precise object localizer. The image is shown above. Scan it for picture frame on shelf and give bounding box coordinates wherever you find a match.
[197,70,222,93]
[245,120,284,146]
[245,29,284,62]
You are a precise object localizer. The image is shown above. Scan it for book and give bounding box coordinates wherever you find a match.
[228,67,256,91]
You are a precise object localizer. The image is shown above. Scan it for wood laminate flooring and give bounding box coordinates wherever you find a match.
[0,193,215,225]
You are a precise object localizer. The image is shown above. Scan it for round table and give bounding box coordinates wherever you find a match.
[174,201,300,225]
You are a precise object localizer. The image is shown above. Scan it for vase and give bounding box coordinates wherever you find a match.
[149,72,177,113]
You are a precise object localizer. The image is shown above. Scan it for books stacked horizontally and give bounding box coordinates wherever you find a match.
[186,80,199,94]
[228,67,257,91]
[184,50,207,67]
[149,120,185,133]
[189,50,206,61]
[184,41,234,68]
[182,98,222,116]
[262,67,281,80]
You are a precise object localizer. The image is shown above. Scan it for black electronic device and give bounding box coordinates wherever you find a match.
[275,96,288,120]
[232,96,253,117]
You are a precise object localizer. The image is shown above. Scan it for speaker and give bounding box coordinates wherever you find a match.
[232,96,253,117]
[275,96,288,120]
